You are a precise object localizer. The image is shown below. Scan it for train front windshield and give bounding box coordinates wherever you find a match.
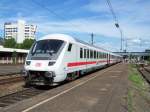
[27,39,65,60]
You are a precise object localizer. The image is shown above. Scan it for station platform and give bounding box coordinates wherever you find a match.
[0,63,128,112]
[0,65,24,75]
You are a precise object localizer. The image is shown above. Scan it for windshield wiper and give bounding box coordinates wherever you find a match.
[48,50,55,56]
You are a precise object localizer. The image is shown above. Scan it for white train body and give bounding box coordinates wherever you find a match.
[23,34,121,85]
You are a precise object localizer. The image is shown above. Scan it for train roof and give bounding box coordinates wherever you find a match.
[39,34,121,57]
[39,34,76,42]
[75,38,110,52]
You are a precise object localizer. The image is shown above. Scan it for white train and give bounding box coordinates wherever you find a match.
[22,34,121,86]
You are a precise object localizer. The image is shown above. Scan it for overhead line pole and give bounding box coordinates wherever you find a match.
[91,33,94,45]
[106,0,123,52]
[118,27,123,51]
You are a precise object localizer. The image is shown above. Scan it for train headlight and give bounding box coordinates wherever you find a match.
[45,71,55,78]
[26,61,31,65]
[48,62,55,66]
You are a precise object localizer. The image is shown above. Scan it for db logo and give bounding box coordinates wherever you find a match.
[35,63,41,67]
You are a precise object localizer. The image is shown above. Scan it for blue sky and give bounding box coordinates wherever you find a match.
[0,0,150,52]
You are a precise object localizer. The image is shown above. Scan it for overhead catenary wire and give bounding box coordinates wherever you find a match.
[31,0,67,21]
[106,0,118,24]
[106,0,124,51]
[32,0,121,47]
[30,0,85,29]
[31,0,98,44]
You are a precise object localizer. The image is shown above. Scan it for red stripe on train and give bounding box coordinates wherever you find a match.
[67,60,113,67]
[67,61,96,67]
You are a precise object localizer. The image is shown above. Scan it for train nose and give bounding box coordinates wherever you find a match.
[45,71,56,78]
[33,61,56,68]
[48,62,55,66]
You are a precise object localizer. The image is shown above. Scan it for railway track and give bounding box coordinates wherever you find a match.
[138,66,150,84]
[0,63,119,109]
[0,76,23,85]
[0,72,20,76]
[0,88,46,108]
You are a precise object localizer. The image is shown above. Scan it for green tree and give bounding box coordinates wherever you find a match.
[15,43,22,49]
[4,38,16,48]
[21,39,35,49]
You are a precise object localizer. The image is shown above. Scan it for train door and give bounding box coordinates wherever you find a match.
[86,48,90,72]
[83,47,88,71]
[75,44,77,66]
[107,53,110,65]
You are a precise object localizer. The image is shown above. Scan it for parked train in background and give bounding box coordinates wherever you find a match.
[22,34,122,86]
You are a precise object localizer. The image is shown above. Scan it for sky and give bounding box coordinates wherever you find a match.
[0,0,150,52]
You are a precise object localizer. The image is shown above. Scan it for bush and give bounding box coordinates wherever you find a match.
[4,38,16,48]
[4,38,35,49]
[21,39,35,49]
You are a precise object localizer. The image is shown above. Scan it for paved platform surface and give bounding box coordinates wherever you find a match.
[1,63,128,112]
[0,65,24,75]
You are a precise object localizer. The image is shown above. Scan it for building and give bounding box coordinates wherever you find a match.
[0,47,28,64]
[4,20,36,43]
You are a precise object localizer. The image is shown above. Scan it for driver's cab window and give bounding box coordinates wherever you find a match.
[68,43,72,52]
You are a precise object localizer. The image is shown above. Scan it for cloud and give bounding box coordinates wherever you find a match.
[0,0,150,52]
[0,0,150,40]
[84,0,109,13]
[131,39,141,44]
[26,17,119,38]
[84,0,150,37]
[95,42,120,52]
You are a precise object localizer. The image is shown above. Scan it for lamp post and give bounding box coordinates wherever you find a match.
[115,23,123,51]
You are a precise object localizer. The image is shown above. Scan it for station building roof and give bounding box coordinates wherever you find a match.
[0,47,29,53]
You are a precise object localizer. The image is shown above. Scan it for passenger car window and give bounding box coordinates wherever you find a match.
[94,51,96,59]
[80,48,83,58]
[84,49,86,58]
[97,51,99,59]
[90,50,93,58]
[87,49,89,58]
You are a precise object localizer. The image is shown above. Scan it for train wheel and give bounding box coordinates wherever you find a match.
[24,77,31,88]
[24,82,31,88]
[67,72,78,81]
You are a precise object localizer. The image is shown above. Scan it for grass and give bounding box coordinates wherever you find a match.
[128,64,145,90]
[127,64,148,112]
[127,90,133,112]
